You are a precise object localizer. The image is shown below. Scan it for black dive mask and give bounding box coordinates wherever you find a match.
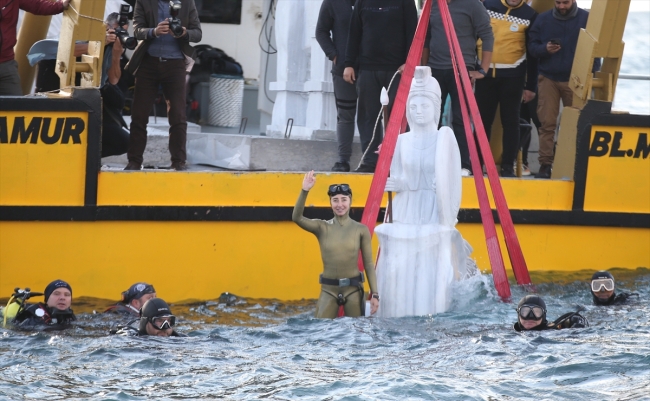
[518,304,545,320]
[328,184,352,197]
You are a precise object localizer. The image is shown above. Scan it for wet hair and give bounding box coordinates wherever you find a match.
[138,298,173,334]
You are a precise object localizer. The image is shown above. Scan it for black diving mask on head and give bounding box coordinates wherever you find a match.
[518,305,545,320]
[328,184,352,197]
[149,315,176,330]
[591,278,614,292]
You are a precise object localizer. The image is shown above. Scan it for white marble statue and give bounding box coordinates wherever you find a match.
[375,66,473,318]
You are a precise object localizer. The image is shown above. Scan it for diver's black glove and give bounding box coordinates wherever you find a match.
[566,314,588,328]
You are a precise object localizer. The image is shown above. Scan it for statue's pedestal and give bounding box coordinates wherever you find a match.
[375,223,471,317]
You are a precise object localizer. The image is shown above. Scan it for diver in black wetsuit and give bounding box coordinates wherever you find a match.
[11,280,76,331]
[104,282,157,316]
[514,295,588,332]
[590,271,638,306]
[111,298,184,337]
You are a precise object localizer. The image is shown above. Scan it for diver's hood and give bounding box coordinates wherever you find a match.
[592,292,616,305]
[514,319,549,332]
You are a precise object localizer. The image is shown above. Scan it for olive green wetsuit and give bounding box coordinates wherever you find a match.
[292,189,378,318]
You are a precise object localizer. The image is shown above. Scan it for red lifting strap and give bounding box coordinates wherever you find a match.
[438,0,510,299]
[438,0,531,287]
[358,0,432,240]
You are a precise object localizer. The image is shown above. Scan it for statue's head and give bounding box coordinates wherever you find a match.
[406,66,442,128]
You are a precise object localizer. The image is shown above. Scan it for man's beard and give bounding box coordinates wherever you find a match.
[556,2,574,15]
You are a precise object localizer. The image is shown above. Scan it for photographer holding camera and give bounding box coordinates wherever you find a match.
[124,0,202,171]
[99,10,133,158]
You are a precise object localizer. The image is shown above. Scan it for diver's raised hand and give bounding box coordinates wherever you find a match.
[302,170,316,191]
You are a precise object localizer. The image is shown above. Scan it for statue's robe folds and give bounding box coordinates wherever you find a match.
[375,127,473,317]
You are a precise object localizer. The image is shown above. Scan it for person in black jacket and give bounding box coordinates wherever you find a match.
[423,0,494,176]
[343,0,417,173]
[316,0,358,173]
[104,282,157,316]
[514,295,587,332]
[590,271,638,306]
[12,280,76,331]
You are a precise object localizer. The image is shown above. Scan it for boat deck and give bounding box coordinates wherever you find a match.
[100,116,543,174]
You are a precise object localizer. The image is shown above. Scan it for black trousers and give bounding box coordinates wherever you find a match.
[431,68,472,170]
[519,94,540,165]
[128,55,187,164]
[475,74,526,167]
[356,70,400,166]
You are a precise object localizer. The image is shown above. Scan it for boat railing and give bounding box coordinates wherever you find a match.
[618,74,650,81]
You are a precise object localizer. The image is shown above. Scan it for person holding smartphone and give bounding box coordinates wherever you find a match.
[527,0,600,179]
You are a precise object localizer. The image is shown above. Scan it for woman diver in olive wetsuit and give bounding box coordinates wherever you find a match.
[293,171,380,318]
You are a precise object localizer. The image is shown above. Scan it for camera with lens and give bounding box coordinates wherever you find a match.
[115,4,136,50]
[168,0,184,37]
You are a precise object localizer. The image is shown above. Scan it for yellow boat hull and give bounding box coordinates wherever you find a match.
[1,91,648,302]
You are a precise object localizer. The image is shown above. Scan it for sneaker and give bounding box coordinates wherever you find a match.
[500,165,516,178]
[331,161,350,172]
[535,164,552,179]
[521,164,531,176]
[461,168,471,177]
[124,162,142,171]
[171,161,189,171]
[354,163,376,173]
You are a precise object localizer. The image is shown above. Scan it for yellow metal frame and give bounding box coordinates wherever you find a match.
[57,0,107,90]
[570,0,630,108]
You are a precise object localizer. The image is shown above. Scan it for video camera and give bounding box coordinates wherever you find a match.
[115,4,136,50]
[168,0,184,37]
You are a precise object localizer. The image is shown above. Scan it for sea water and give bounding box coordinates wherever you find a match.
[613,11,650,116]
[1,9,648,401]
[1,268,648,400]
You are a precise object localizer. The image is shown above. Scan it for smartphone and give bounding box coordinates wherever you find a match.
[549,38,562,46]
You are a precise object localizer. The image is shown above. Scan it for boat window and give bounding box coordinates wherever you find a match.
[195,0,242,25]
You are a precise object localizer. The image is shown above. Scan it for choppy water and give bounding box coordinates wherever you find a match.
[614,11,650,115]
[1,268,648,400]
